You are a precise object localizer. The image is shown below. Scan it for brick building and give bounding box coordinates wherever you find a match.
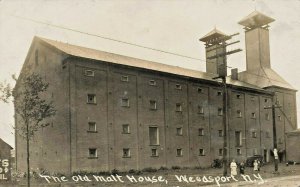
[0,138,12,180]
[15,11,297,173]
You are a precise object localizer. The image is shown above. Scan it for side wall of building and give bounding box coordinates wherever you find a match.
[15,41,71,173]
[68,58,274,172]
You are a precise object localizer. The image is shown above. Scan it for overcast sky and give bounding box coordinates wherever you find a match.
[1,0,300,147]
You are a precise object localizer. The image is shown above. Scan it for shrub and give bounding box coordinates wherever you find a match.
[142,167,157,172]
[171,166,181,170]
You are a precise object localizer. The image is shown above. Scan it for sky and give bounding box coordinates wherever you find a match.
[1,0,300,148]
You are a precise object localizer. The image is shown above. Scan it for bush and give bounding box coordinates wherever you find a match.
[142,167,157,172]
[111,169,119,176]
[158,166,168,171]
[171,166,181,170]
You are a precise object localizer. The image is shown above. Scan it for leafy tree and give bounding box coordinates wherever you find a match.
[13,73,56,187]
[0,81,12,103]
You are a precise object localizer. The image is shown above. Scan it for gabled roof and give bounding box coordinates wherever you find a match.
[199,28,228,43]
[35,37,266,91]
[238,68,295,90]
[0,138,13,150]
[238,11,275,28]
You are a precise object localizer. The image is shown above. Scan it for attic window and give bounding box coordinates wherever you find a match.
[236,94,241,99]
[85,70,95,77]
[197,87,203,93]
[175,84,182,90]
[217,91,222,96]
[121,75,129,82]
[149,80,157,86]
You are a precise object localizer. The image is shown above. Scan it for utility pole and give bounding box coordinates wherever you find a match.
[264,98,281,172]
[207,33,242,176]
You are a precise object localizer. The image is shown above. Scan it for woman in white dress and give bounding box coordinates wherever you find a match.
[253,160,258,171]
[230,159,237,176]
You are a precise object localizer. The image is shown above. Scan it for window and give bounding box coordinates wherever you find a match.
[251,96,255,101]
[235,131,242,146]
[121,75,129,82]
[237,110,242,118]
[87,94,96,104]
[89,148,97,158]
[236,94,241,99]
[198,128,204,136]
[218,130,223,137]
[251,112,256,119]
[122,124,130,134]
[217,91,222,96]
[176,103,182,112]
[199,149,205,156]
[219,149,223,156]
[218,108,223,116]
[197,87,203,93]
[264,98,268,103]
[149,80,157,86]
[88,122,96,132]
[123,148,131,158]
[149,100,157,110]
[175,84,182,90]
[265,113,270,120]
[176,148,183,157]
[149,127,159,145]
[198,105,204,114]
[176,127,183,136]
[121,98,130,107]
[278,115,282,121]
[252,131,257,138]
[151,149,158,157]
[85,70,95,77]
[237,148,242,155]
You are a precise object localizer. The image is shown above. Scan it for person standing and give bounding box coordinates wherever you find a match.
[239,161,245,175]
[253,160,258,171]
[230,159,237,176]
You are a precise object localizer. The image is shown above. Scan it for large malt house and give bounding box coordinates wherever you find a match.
[15,11,297,173]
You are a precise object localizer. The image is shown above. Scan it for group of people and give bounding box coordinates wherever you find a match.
[230,159,261,176]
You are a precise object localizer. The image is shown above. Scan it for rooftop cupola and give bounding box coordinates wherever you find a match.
[238,11,275,71]
[200,28,228,76]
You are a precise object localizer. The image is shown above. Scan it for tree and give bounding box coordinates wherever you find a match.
[13,73,56,187]
[0,81,12,103]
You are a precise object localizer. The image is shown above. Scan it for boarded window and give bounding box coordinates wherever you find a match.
[235,131,242,146]
[218,108,223,116]
[151,149,158,157]
[121,75,129,82]
[87,94,96,104]
[85,70,95,77]
[237,148,242,155]
[199,149,205,156]
[219,149,223,156]
[176,127,183,136]
[198,105,204,114]
[89,148,97,158]
[176,148,183,156]
[176,103,182,112]
[122,124,130,134]
[88,122,96,132]
[198,128,204,136]
[149,100,157,110]
[121,98,130,107]
[123,148,130,157]
[149,80,157,86]
[218,130,223,137]
[149,127,159,145]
